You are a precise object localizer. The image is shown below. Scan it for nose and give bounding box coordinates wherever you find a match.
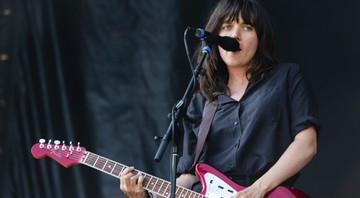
[230,27,241,41]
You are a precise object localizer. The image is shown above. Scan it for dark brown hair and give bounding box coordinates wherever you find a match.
[196,0,277,101]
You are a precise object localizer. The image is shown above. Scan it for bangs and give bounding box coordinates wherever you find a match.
[219,0,259,27]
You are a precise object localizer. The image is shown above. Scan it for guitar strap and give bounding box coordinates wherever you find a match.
[191,100,218,168]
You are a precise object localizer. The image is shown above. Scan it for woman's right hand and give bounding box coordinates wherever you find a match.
[119,166,148,198]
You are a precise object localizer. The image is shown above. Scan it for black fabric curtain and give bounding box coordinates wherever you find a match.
[0,0,215,197]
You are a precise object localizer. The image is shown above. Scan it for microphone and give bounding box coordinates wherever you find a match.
[192,27,240,52]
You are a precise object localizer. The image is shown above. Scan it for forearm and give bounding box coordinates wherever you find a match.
[253,126,317,193]
[176,173,195,189]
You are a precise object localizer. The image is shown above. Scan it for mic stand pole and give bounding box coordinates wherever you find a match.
[154,46,211,198]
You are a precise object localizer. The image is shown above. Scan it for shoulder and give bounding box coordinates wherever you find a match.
[270,62,305,79]
[188,91,205,106]
[273,62,301,73]
[185,91,206,120]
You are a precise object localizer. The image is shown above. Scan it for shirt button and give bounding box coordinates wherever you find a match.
[234,121,238,126]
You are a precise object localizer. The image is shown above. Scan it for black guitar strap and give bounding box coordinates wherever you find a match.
[191,100,218,168]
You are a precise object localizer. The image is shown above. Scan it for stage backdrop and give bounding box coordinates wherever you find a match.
[0,0,359,197]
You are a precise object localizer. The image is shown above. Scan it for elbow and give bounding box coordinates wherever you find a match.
[311,142,317,157]
[307,134,317,161]
[295,126,318,160]
[309,129,318,158]
[309,142,317,159]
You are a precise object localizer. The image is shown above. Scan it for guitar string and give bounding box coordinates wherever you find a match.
[39,144,204,198]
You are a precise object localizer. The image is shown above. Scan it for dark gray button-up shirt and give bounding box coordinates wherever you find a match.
[177,63,320,185]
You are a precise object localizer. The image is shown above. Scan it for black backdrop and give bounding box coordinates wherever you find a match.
[1,0,359,197]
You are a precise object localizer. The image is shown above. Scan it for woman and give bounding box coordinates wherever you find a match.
[120,0,320,197]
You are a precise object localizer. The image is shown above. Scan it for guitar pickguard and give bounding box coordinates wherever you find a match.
[203,172,236,198]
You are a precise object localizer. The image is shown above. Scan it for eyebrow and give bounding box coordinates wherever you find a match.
[221,19,248,26]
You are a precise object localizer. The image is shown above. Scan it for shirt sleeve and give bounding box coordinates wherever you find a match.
[177,92,205,174]
[287,64,321,137]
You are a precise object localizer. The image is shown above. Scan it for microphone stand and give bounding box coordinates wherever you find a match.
[154,45,211,198]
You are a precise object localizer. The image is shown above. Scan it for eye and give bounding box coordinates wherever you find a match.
[243,25,253,31]
[221,24,233,31]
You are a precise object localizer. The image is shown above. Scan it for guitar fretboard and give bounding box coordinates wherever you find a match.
[82,152,204,198]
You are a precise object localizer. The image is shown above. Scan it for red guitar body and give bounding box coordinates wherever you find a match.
[196,163,310,198]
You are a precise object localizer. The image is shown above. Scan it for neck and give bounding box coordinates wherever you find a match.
[227,66,250,101]
[227,66,249,87]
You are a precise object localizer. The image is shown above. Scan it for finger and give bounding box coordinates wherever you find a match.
[137,173,145,187]
[120,174,132,191]
[120,167,135,184]
[129,173,141,186]
[120,167,136,191]
[120,166,135,177]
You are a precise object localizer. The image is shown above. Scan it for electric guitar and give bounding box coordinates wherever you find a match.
[31,139,310,198]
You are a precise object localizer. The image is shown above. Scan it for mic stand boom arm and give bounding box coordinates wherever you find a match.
[154,46,211,198]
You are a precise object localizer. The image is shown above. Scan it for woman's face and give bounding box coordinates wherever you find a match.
[218,15,258,69]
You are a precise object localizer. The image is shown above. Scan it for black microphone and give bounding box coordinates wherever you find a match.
[192,27,240,52]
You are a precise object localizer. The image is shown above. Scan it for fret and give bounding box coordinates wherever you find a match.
[161,182,170,196]
[163,183,170,197]
[143,176,149,188]
[191,191,200,198]
[152,178,159,193]
[175,186,180,197]
[81,152,90,163]
[188,191,195,198]
[193,192,199,198]
[182,188,195,198]
[94,157,106,170]
[178,188,185,198]
[194,191,200,198]
[146,176,157,192]
[143,175,152,189]
[153,179,161,194]
[119,165,125,175]
[182,189,189,198]
[157,180,165,195]
[103,160,115,174]
[112,163,125,176]
[110,161,116,174]
[186,191,193,198]
[84,153,97,166]
[176,187,186,198]
[92,155,100,167]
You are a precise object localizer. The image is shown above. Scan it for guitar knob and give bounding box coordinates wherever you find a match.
[47,139,52,149]
[69,141,74,151]
[61,141,66,150]
[39,139,45,148]
[54,140,60,150]
[76,142,81,152]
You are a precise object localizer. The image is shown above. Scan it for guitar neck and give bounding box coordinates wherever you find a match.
[81,152,204,198]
